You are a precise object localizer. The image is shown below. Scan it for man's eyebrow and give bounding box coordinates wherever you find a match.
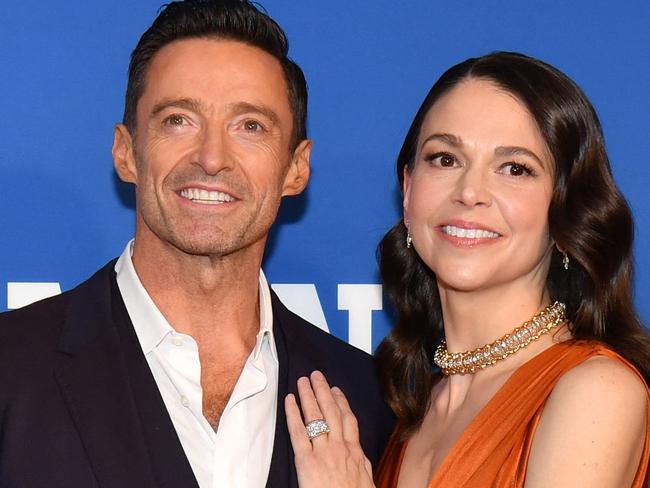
[150,98,204,118]
[494,146,545,167]
[150,99,281,126]
[226,102,280,125]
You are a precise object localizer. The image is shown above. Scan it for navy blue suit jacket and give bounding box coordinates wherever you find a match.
[0,261,394,487]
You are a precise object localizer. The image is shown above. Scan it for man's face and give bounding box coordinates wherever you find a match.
[113,38,310,258]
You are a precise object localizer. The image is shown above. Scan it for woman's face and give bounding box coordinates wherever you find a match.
[403,78,555,294]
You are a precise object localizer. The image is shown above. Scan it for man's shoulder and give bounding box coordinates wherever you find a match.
[271,292,384,396]
[271,292,373,364]
[270,292,396,460]
[0,261,115,352]
[0,290,70,339]
[0,291,72,389]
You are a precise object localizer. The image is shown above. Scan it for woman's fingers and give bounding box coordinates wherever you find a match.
[296,375,332,445]
[310,371,343,441]
[363,457,373,480]
[331,386,360,443]
[285,393,312,454]
[286,374,377,488]
[293,372,362,448]
[296,376,323,422]
[332,385,373,478]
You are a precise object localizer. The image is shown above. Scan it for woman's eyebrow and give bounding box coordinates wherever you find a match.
[494,146,544,167]
[419,132,462,151]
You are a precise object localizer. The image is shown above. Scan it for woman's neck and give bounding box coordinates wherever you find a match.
[438,281,551,354]
[432,281,569,412]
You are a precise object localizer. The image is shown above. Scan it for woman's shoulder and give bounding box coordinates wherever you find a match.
[553,341,648,406]
[534,339,648,401]
[546,341,648,444]
[524,341,649,487]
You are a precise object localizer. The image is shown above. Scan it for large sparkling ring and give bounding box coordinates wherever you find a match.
[305,419,330,440]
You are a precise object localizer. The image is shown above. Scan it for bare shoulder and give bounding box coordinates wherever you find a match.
[556,354,648,405]
[525,354,649,487]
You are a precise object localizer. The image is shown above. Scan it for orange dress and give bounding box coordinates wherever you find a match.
[375,341,650,488]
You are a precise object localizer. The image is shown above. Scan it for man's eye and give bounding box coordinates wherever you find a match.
[165,114,185,126]
[244,120,263,131]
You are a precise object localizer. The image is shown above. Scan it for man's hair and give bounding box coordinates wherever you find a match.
[123,0,308,149]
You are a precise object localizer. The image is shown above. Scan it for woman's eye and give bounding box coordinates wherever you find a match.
[427,152,457,167]
[502,163,532,176]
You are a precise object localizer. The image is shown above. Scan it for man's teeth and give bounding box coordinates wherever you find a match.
[442,225,499,239]
[180,188,235,204]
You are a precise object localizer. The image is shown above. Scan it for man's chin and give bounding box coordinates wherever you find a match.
[170,237,243,258]
[139,219,265,259]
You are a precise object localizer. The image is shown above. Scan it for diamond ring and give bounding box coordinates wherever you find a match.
[305,419,330,440]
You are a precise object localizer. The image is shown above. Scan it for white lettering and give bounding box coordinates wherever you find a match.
[270,284,329,332]
[7,282,62,310]
[5,282,385,354]
[338,284,383,353]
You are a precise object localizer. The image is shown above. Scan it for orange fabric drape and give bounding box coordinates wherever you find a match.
[375,341,650,487]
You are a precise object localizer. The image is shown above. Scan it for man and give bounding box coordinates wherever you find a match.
[0,1,393,487]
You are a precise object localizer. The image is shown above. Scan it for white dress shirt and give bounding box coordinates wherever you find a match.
[115,240,278,488]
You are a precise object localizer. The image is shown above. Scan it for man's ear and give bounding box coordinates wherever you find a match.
[112,124,138,184]
[402,165,412,224]
[282,139,312,196]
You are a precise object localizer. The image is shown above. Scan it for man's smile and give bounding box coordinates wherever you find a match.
[179,187,236,205]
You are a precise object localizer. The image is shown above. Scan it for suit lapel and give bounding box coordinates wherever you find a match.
[110,277,199,488]
[266,292,329,488]
[54,263,198,488]
[266,303,293,488]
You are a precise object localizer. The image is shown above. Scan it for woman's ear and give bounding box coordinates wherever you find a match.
[402,165,412,224]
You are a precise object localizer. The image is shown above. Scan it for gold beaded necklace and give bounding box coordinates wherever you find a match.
[433,302,567,376]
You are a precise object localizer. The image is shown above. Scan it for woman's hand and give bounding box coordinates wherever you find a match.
[285,370,376,488]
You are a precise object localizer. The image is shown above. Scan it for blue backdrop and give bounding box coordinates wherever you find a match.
[1,1,649,352]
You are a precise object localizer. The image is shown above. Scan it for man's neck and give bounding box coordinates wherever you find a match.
[130,236,264,349]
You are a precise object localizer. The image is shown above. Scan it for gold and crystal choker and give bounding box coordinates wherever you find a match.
[433,301,566,376]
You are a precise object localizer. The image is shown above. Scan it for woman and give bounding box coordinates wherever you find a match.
[285,52,650,487]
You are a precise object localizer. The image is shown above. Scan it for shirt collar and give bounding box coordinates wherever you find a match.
[115,240,172,354]
[115,239,277,360]
[255,269,277,362]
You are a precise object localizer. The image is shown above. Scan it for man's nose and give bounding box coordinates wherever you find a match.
[194,125,232,175]
[452,165,492,208]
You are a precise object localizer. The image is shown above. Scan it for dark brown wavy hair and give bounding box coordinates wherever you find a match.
[376,51,650,434]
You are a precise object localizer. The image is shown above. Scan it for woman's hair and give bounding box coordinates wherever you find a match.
[376,51,650,434]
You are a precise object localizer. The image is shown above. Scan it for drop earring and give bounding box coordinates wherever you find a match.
[562,251,570,270]
[406,231,412,249]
